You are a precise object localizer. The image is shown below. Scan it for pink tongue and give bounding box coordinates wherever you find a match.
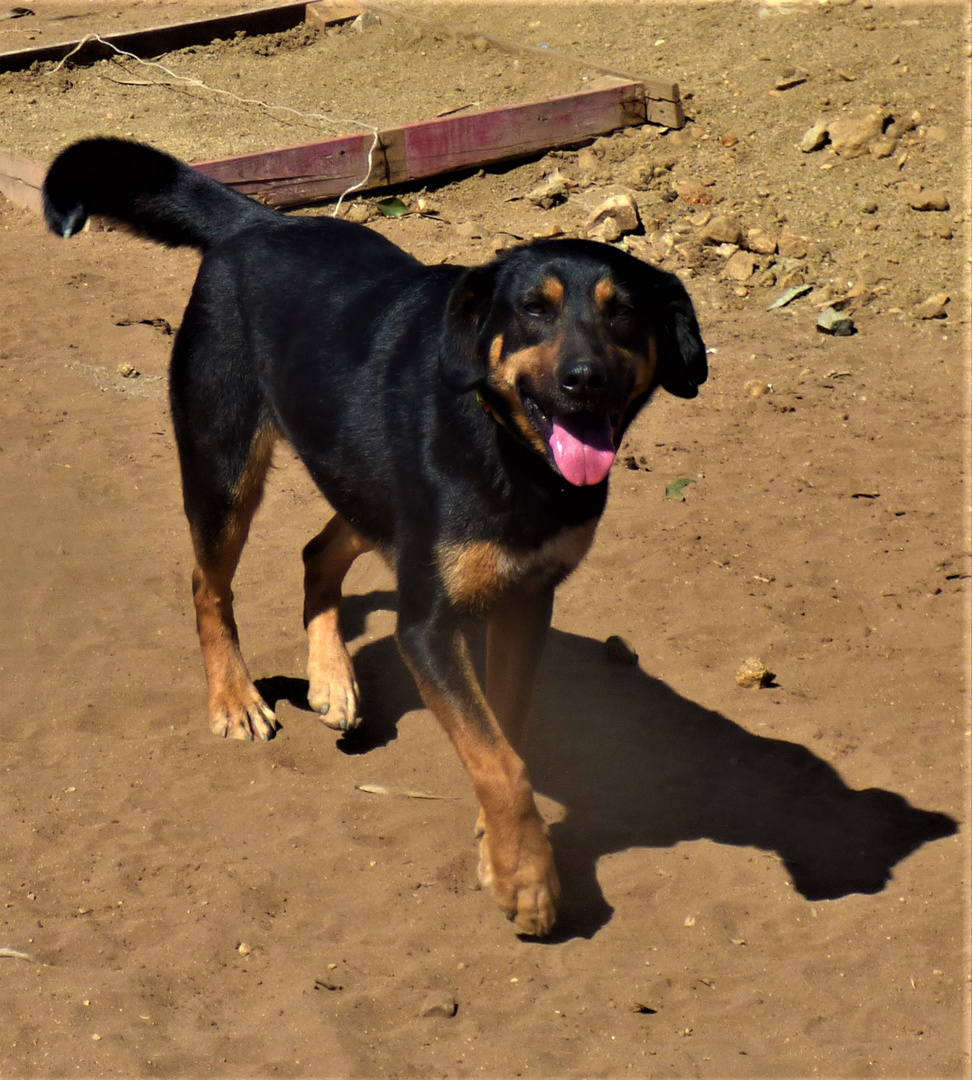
[550,414,616,486]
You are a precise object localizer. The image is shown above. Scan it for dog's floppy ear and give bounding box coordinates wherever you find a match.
[656,278,708,399]
[439,264,497,391]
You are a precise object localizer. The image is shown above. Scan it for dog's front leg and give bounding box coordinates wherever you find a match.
[396,600,559,936]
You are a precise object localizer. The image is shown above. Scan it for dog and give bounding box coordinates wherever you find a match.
[43,138,706,936]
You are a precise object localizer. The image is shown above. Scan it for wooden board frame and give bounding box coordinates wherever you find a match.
[0,0,684,214]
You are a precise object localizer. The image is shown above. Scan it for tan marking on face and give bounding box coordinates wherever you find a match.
[594,277,616,312]
[613,337,659,435]
[487,337,563,456]
[437,521,598,610]
[540,276,565,308]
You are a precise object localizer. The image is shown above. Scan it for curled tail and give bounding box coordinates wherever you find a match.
[43,137,279,250]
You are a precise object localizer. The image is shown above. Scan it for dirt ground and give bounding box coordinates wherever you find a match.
[1,1,970,1077]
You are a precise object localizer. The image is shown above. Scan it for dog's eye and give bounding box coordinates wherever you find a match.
[610,301,635,321]
[522,300,549,318]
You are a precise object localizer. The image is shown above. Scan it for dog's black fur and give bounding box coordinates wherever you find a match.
[44,137,706,935]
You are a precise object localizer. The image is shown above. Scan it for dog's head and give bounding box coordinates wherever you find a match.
[440,239,706,487]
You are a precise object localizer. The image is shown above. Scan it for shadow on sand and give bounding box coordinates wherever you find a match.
[257,589,958,940]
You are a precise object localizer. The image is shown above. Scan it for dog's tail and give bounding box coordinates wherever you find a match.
[43,137,279,250]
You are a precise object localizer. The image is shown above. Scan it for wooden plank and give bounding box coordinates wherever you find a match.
[0,3,311,74]
[305,0,367,29]
[381,82,646,186]
[0,147,45,214]
[193,131,382,205]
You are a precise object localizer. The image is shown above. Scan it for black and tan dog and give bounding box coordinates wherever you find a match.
[43,138,706,935]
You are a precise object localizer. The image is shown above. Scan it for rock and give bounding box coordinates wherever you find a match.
[588,217,623,243]
[455,221,483,240]
[777,228,808,259]
[351,11,381,32]
[744,379,772,398]
[343,201,373,225]
[723,250,757,282]
[527,170,570,209]
[736,657,773,688]
[604,635,639,665]
[828,108,894,157]
[420,992,458,1019]
[583,193,641,240]
[116,362,139,378]
[868,134,897,158]
[906,186,950,212]
[774,68,809,90]
[912,293,949,319]
[699,215,742,246]
[673,178,709,204]
[857,198,879,214]
[674,241,705,268]
[744,227,777,255]
[799,121,829,152]
[575,147,601,180]
[817,307,855,336]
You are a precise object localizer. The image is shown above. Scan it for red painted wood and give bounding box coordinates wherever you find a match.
[383,82,645,184]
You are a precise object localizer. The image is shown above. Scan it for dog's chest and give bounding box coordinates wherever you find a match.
[436,520,598,610]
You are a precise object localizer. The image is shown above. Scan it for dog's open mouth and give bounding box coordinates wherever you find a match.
[523,397,616,486]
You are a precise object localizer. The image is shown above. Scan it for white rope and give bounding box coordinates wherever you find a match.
[48,34,381,216]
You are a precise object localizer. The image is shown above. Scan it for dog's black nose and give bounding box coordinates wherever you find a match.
[560,359,608,399]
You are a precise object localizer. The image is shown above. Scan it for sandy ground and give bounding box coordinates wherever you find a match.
[0,1,969,1077]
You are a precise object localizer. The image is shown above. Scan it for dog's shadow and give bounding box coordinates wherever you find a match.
[257,589,958,941]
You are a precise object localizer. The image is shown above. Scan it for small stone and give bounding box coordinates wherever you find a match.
[798,121,829,153]
[777,228,808,260]
[774,68,809,90]
[343,202,373,225]
[868,135,898,159]
[351,11,381,32]
[736,657,773,688]
[420,992,458,1019]
[723,250,757,282]
[828,108,894,158]
[583,193,641,240]
[744,379,772,398]
[469,35,490,53]
[674,178,709,204]
[857,198,879,214]
[699,215,742,246]
[925,125,948,142]
[604,635,639,665]
[912,293,949,319]
[527,170,569,209]
[237,942,251,956]
[817,307,855,336]
[907,187,950,212]
[116,362,139,378]
[743,227,777,255]
[674,241,704,268]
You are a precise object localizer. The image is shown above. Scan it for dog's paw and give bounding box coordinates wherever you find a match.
[209,687,278,742]
[477,815,559,937]
[307,650,361,732]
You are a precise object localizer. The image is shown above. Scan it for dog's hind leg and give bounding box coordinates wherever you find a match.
[182,419,279,742]
[302,514,373,730]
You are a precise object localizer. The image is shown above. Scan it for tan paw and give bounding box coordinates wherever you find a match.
[307,650,360,731]
[476,816,559,937]
[209,686,278,742]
